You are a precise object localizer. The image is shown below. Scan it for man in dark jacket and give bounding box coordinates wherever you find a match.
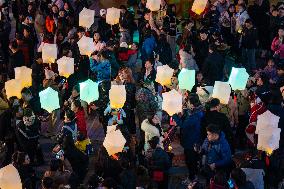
[154,34,173,65]
[31,54,44,94]
[201,124,232,173]
[172,94,204,180]
[8,40,25,79]
[202,44,224,85]
[241,19,258,74]
[201,98,234,151]
[194,29,209,68]
[21,87,42,116]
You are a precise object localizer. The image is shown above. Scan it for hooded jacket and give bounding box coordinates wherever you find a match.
[202,132,232,168]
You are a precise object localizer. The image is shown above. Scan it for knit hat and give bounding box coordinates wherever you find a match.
[100,9,106,16]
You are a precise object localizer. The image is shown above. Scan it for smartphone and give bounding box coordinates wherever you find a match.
[56,150,64,159]
[59,78,66,85]
[227,179,235,189]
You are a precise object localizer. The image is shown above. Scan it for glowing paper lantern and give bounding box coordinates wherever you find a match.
[57,56,74,78]
[191,0,208,15]
[14,66,32,88]
[77,35,95,56]
[103,125,126,156]
[212,81,231,104]
[109,85,126,109]
[0,164,22,189]
[257,128,281,155]
[146,0,161,11]
[106,7,121,25]
[178,68,195,91]
[255,110,280,134]
[79,8,95,29]
[42,43,57,63]
[156,65,174,86]
[79,79,99,104]
[162,89,182,116]
[39,87,60,113]
[228,67,249,90]
[5,79,22,99]
[242,168,265,189]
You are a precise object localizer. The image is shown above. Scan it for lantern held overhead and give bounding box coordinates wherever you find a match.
[178,68,195,91]
[109,85,126,109]
[228,67,249,90]
[77,35,95,56]
[162,89,182,116]
[146,0,162,11]
[156,65,174,86]
[212,81,231,104]
[42,43,57,63]
[39,87,60,113]
[57,56,74,78]
[103,125,126,156]
[5,79,22,99]
[191,0,208,15]
[79,8,95,29]
[106,7,121,25]
[79,79,99,104]
[14,66,32,88]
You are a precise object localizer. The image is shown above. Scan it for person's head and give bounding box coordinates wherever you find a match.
[21,87,32,102]
[210,5,217,11]
[120,5,127,14]
[51,5,59,14]
[149,136,160,149]
[277,64,284,76]
[188,93,201,109]
[196,72,203,82]
[64,3,69,10]
[279,8,284,17]
[278,27,284,38]
[271,8,278,16]
[144,9,151,20]
[267,59,275,68]
[199,30,208,41]
[209,98,221,111]
[256,72,269,86]
[12,151,30,166]
[245,18,253,29]
[206,124,221,142]
[130,42,138,50]
[280,86,284,99]
[23,27,31,38]
[230,168,247,187]
[145,59,153,70]
[98,50,109,61]
[72,100,82,113]
[72,85,80,98]
[238,3,246,12]
[117,67,134,83]
[64,109,75,123]
[93,32,101,42]
[208,44,216,53]
[59,10,65,18]
[228,4,236,13]
[42,177,54,189]
[77,27,85,39]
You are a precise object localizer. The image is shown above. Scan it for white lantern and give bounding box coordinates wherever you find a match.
[0,164,22,189]
[191,0,208,15]
[109,85,126,109]
[42,43,57,63]
[228,67,249,90]
[255,110,280,134]
[39,87,60,113]
[5,79,22,99]
[178,69,195,91]
[79,8,95,29]
[79,79,99,104]
[162,89,182,116]
[106,7,121,25]
[77,35,95,56]
[57,56,74,78]
[14,66,32,88]
[156,65,174,86]
[146,0,161,11]
[242,168,265,189]
[103,125,126,156]
[212,81,231,104]
[257,128,281,155]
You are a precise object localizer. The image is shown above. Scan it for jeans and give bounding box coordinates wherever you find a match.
[242,48,256,73]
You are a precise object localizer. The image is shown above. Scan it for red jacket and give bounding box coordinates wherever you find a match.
[76,109,87,137]
[271,37,284,59]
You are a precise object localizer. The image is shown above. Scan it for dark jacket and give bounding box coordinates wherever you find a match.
[172,107,204,150]
[201,132,232,168]
[202,51,224,85]
[194,39,209,67]
[155,41,173,65]
[241,27,258,49]
[8,50,25,78]
[119,169,136,189]
[239,181,255,189]
[150,147,171,172]
[201,110,233,146]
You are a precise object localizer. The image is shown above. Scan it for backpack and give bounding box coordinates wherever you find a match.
[63,123,78,142]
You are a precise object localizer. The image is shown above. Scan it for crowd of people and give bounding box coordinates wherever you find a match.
[0,0,284,188]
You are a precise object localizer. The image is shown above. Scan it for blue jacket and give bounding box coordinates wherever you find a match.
[141,36,156,61]
[90,58,111,82]
[201,132,232,168]
[172,108,204,150]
